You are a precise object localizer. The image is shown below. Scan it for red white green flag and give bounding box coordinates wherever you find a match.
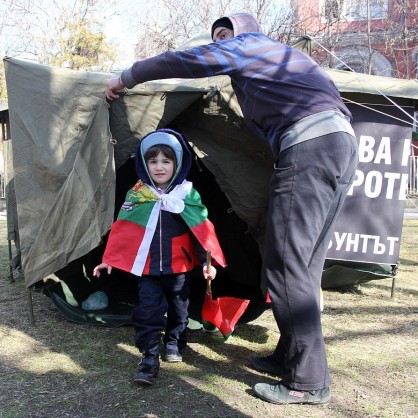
[103,179,226,275]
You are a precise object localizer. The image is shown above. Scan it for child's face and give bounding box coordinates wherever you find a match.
[146,151,175,189]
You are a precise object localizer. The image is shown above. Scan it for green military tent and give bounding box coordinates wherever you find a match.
[3,47,417,325]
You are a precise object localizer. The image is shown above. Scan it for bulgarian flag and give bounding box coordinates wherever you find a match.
[103,179,226,275]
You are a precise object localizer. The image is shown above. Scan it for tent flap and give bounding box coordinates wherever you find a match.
[4,58,115,287]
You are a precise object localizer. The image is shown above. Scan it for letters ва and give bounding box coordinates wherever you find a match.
[348,135,411,200]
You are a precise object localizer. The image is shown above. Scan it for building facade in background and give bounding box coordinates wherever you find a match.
[294,0,418,79]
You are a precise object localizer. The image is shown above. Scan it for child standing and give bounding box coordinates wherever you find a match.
[93,129,226,385]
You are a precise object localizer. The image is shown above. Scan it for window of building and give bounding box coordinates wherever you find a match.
[346,0,388,20]
[322,0,388,21]
[323,0,342,19]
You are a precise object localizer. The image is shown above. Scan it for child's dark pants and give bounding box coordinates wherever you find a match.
[132,273,190,353]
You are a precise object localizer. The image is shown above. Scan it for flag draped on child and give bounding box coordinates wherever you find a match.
[103,179,226,275]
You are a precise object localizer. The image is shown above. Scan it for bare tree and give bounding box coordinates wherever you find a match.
[130,0,293,59]
[0,0,116,69]
[381,0,418,78]
[0,0,120,100]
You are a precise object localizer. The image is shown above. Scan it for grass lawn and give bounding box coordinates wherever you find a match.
[0,219,417,418]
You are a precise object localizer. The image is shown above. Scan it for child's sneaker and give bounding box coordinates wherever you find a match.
[164,349,182,363]
[134,359,159,385]
[202,321,219,333]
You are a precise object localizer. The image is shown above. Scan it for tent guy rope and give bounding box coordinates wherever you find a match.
[306,35,418,126]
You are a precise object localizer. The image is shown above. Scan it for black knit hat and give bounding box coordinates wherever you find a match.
[211,17,233,40]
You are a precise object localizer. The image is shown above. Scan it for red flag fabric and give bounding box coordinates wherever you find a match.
[202,290,250,339]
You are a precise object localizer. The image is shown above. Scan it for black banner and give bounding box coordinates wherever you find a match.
[326,103,413,264]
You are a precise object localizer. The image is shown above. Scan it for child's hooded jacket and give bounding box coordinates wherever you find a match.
[102,129,226,276]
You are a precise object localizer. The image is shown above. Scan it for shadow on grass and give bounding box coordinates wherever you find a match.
[344,279,418,298]
[0,296,255,418]
[323,304,418,316]
[323,319,418,343]
[399,257,418,266]
[2,278,417,417]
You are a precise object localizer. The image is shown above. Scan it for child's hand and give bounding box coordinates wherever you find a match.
[93,263,112,277]
[203,264,217,281]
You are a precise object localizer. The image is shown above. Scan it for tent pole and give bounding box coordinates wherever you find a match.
[391,277,397,298]
[8,240,14,283]
[27,287,35,325]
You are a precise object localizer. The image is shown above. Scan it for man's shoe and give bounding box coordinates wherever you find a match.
[164,349,182,363]
[249,354,284,376]
[253,381,331,405]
